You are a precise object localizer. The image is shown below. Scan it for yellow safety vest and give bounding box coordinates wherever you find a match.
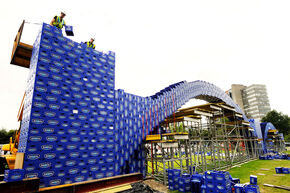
[52,16,66,29]
[86,42,96,49]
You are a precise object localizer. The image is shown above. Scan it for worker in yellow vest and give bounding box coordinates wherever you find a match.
[50,11,66,29]
[85,38,96,49]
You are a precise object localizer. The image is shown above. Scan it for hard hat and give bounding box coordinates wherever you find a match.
[61,11,66,16]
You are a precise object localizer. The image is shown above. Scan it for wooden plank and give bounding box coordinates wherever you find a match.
[174,135,188,140]
[14,152,24,169]
[90,183,132,193]
[162,142,178,148]
[263,183,290,191]
[146,134,161,141]
[193,109,213,117]
[11,20,25,63]
[13,57,30,68]
[38,173,143,193]
[17,92,26,121]
[10,20,33,68]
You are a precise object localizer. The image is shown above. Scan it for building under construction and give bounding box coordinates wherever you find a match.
[0,21,286,192]
[144,102,263,184]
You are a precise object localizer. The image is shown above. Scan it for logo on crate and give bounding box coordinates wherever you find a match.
[69,152,80,158]
[55,48,65,55]
[70,136,80,142]
[71,122,81,127]
[43,127,54,134]
[90,151,99,157]
[27,154,40,160]
[71,73,81,79]
[43,31,53,37]
[41,144,54,151]
[32,112,41,117]
[52,74,62,80]
[68,168,79,175]
[10,174,22,180]
[66,144,77,150]
[51,53,61,60]
[65,160,76,166]
[39,162,51,169]
[35,86,47,93]
[33,102,46,108]
[53,162,63,168]
[39,57,51,64]
[42,171,54,178]
[26,173,39,178]
[96,173,104,179]
[106,157,114,163]
[46,95,57,102]
[46,136,57,142]
[27,147,38,152]
[106,144,114,149]
[48,104,60,110]
[47,120,59,125]
[57,171,66,177]
[106,172,114,177]
[29,136,42,142]
[71,85,80,92]
[44,153,56,159]
[50,179,62,186]
[51,89,61,95]
[75,176,85,182]
[44,111,56,118]
[25,166,36,171]
[88,159,97,164]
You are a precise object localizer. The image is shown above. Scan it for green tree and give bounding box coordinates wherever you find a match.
[261,110,290,136]
[0,129,16,144]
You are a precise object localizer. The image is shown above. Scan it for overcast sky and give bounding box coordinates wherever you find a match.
[1,0,290,130]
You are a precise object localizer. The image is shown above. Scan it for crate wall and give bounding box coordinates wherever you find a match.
[18,23,248,188]
[19,23,116,187]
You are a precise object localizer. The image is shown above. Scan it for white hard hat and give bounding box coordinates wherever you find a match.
[61,11,66,16]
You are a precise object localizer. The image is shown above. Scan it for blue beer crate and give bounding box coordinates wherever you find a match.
[250,175,257,185]
[282,168,290,174]
[4,169,25,182]
[65,25,74,36]
[275,167,283,174]
[232,178,241,185]
[244,184,260,193]
[234,183,245,193]
[191,179,201,193]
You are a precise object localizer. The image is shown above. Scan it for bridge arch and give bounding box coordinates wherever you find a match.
[143,80,246,129]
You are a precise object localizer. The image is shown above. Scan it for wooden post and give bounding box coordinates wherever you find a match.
[14,153,24,169]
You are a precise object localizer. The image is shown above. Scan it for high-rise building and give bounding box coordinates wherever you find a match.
[228,84,271,120]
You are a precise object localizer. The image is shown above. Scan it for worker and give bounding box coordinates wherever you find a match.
[84,38,96,49]
[50,11,66,29]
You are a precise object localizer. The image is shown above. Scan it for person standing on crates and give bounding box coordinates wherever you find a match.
[50,11,66,29]
[84,38,96,49]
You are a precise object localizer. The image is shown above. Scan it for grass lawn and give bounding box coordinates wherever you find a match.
[228,159,290,193]
[168,159,290,193]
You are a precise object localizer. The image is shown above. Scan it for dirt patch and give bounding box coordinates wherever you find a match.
[143,179,168,193]
[120,181,164,193]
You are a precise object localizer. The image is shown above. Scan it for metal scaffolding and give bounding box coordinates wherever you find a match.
[144,102,264,184]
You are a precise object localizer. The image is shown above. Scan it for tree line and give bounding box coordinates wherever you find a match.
[262,110,290,142]
[0,129,16,144]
